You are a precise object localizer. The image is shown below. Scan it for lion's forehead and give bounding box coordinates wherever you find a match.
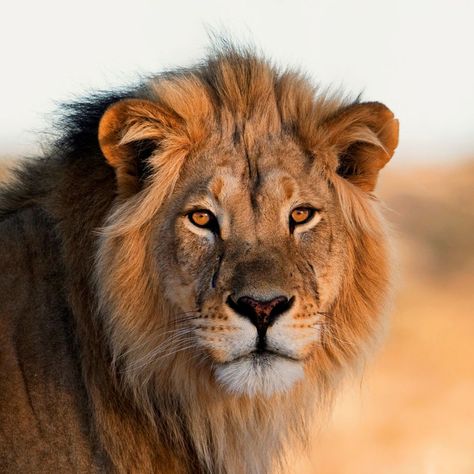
[184,146,329,210]
[212,170,329,224]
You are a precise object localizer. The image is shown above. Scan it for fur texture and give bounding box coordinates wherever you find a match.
[0,44,398,474]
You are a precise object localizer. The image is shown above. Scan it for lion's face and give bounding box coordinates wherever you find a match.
[96,56,398,406]
[155,138,347,396]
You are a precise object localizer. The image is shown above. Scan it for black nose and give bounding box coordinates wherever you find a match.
[226,295,294,334]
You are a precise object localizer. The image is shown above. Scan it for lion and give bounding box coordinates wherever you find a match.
[0,45,398,473]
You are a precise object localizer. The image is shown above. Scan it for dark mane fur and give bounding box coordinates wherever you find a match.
[0,89,134,220]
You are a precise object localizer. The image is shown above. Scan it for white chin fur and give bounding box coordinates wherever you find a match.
[215,354,304,397]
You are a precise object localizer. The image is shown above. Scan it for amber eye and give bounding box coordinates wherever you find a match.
[188,210,218,231]
[290,207,316,227]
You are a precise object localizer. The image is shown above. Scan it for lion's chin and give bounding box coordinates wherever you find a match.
[214,353,304,398]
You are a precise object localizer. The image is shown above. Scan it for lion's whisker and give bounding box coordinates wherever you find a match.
[126,343,196,373]
[316,311,333,318]
[117,326,197,359]
[322,331,357,347]
[123,334,196,369]
[130,333,195,361]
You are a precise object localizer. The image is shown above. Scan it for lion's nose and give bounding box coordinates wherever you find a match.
[226,295,294,334]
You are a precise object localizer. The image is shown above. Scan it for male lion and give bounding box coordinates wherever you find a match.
[0,46,398,473]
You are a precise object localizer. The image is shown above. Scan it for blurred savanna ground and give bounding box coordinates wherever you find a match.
[298,159,474,473]
[1,157,473,473]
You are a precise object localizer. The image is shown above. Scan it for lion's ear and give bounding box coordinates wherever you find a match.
[98,99,180,196]
[322,102,399,192]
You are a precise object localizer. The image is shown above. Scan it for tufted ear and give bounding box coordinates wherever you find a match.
[322,102,399,192]
[98,99,180,197]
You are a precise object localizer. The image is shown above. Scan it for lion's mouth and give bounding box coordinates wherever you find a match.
[227,349,301,365]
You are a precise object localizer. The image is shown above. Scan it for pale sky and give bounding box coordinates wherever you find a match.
[1,0,473,164]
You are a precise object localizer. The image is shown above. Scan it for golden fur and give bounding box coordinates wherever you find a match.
[0,159,15,184]
[0,45,398,473]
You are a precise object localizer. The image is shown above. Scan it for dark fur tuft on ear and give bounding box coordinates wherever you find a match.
[54,91,135,156]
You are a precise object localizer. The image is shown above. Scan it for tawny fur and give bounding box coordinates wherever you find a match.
[0,159,15,185]
[0,45,398,474]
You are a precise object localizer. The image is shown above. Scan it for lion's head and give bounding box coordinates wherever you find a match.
[88,48,398,472]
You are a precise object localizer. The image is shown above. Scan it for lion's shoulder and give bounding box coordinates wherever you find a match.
[0,207,105,472]
[0,207,61,312]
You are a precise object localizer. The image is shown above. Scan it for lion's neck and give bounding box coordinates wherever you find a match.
[142,367,317,474]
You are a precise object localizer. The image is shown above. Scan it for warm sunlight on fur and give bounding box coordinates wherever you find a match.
[0,159,15,184]
[0,44,398,473]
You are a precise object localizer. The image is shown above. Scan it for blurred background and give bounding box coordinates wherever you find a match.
[1,1,473,472]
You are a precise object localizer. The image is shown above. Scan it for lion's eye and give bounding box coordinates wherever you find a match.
[188,210,218,231]
[289,207,316,227]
